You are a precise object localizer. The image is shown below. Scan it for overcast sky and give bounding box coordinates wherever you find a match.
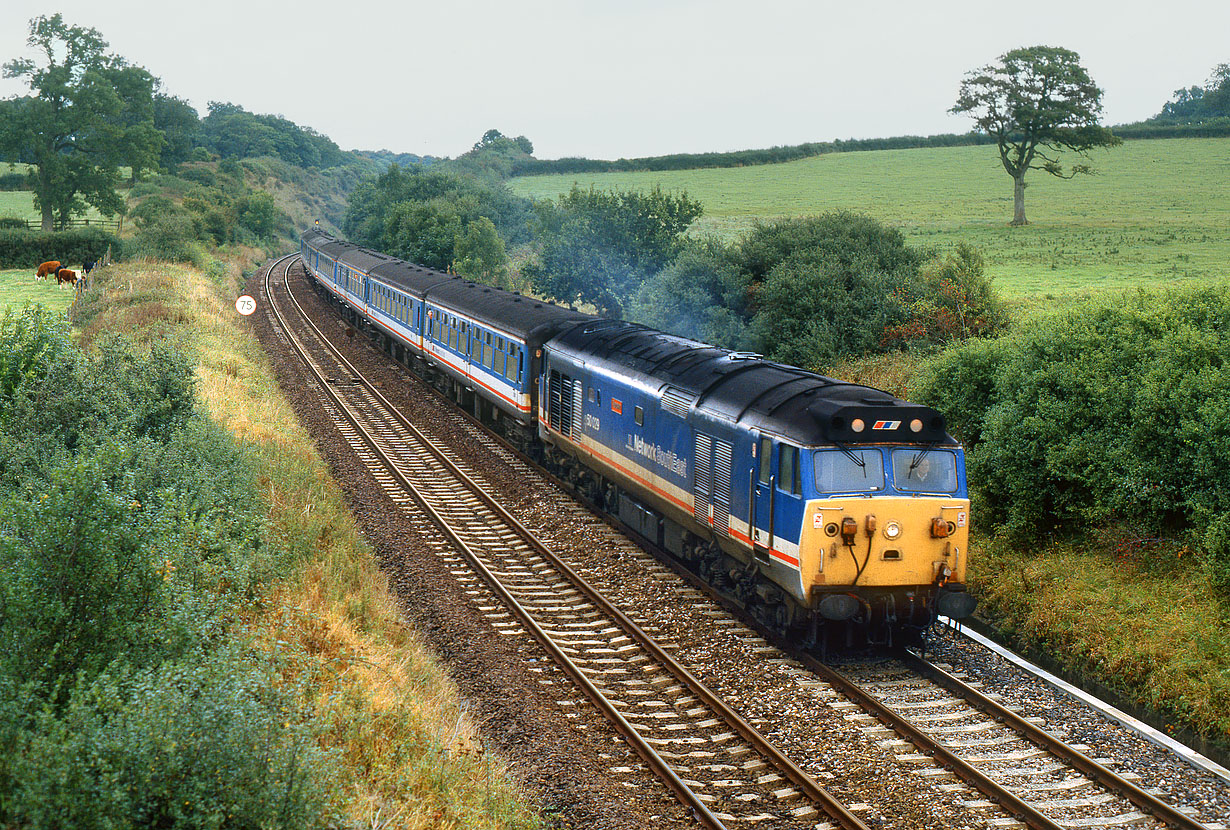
[3,1,1227,160]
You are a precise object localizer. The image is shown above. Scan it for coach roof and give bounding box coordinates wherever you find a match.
[426,279,593,342]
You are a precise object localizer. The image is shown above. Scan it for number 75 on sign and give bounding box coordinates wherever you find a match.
[235,295,257,316]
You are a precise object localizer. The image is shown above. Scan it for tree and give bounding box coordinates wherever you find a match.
[342,164,533,257]
[152,93,200,169]
[1199,63,1230,118]
[951,46,1120,226]
[450,129,536,181]
[453,217,508,286]
[1,15,162,230]
[629,238,746,347]
[525,185,703,317]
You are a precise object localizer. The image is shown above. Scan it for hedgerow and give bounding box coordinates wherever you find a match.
[0,305,342,825]
[0,227,122,268]
[914,286,1230,586]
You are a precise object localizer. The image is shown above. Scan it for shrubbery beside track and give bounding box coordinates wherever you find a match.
[916,286,1230,586]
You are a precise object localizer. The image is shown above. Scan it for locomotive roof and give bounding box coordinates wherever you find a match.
[551,321,953,446]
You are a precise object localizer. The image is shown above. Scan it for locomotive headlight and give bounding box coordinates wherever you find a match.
[851,418,865,433]
[884,521,902,540]
[910,418,923,433]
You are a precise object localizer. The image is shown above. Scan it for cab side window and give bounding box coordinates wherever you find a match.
[779,444,801,495]
[758,437,773,485]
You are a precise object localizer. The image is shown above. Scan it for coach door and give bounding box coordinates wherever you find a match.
[751,435,774,561]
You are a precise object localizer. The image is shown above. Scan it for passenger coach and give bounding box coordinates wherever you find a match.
[300,229,589,434]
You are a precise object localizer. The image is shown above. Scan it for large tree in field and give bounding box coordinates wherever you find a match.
[951,46,1120,226]
[0,15,161,230]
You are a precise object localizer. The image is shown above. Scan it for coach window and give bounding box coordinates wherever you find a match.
[778,444,801,496]
[634,405,644,426]
[758,436,773,485]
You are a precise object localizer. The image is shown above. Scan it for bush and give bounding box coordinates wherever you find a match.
[0,444,176,685]
[177,166,217,187]
[0,173,27,191]
[0,311,341,826]
[734,213,925,365]
[914,286,1230,585]
[2,655,340,829]
[130,212,204,263]
[882,243,1011,350]
[0,228,122,268]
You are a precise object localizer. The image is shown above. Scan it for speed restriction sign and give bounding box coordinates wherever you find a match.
[235,295,256,316]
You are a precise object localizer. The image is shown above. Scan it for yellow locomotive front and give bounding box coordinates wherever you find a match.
[795,444,975,637]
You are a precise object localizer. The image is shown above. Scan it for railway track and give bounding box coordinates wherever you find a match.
[262,254,869,829]
[807,650,1217,830]
[261,254,1224,830]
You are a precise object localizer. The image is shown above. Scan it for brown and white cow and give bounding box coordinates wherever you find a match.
[55,268,77,286]
[35,260,61,280]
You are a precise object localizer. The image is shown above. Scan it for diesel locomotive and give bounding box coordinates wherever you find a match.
[299,228,976,646]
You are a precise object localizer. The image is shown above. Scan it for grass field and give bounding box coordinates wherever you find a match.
[0,190,112,224]
[510,137,1230,299]
[0,191,41,222]
[0,267,76,314]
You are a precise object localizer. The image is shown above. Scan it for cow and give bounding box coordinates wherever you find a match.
[55,268,77,286]
[35,260,61,280]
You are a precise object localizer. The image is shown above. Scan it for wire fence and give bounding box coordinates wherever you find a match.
[5,217,123,233]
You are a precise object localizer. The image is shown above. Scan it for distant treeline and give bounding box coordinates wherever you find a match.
[355,149,439,168]
[513,132,998,175]
[1111,118,1230,139]
[510,120,1230,177]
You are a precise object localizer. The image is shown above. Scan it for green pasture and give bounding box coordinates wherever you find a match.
[0,190,41,222]
[0,190,112,223]
[0,267,76,314]
[510,138,1230,299]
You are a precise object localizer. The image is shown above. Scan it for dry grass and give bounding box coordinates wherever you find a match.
[77,257,541,829]
[971,536,1230,741]
[819,351,923,400]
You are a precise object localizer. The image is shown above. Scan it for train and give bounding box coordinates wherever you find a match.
[299,228,977,647]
